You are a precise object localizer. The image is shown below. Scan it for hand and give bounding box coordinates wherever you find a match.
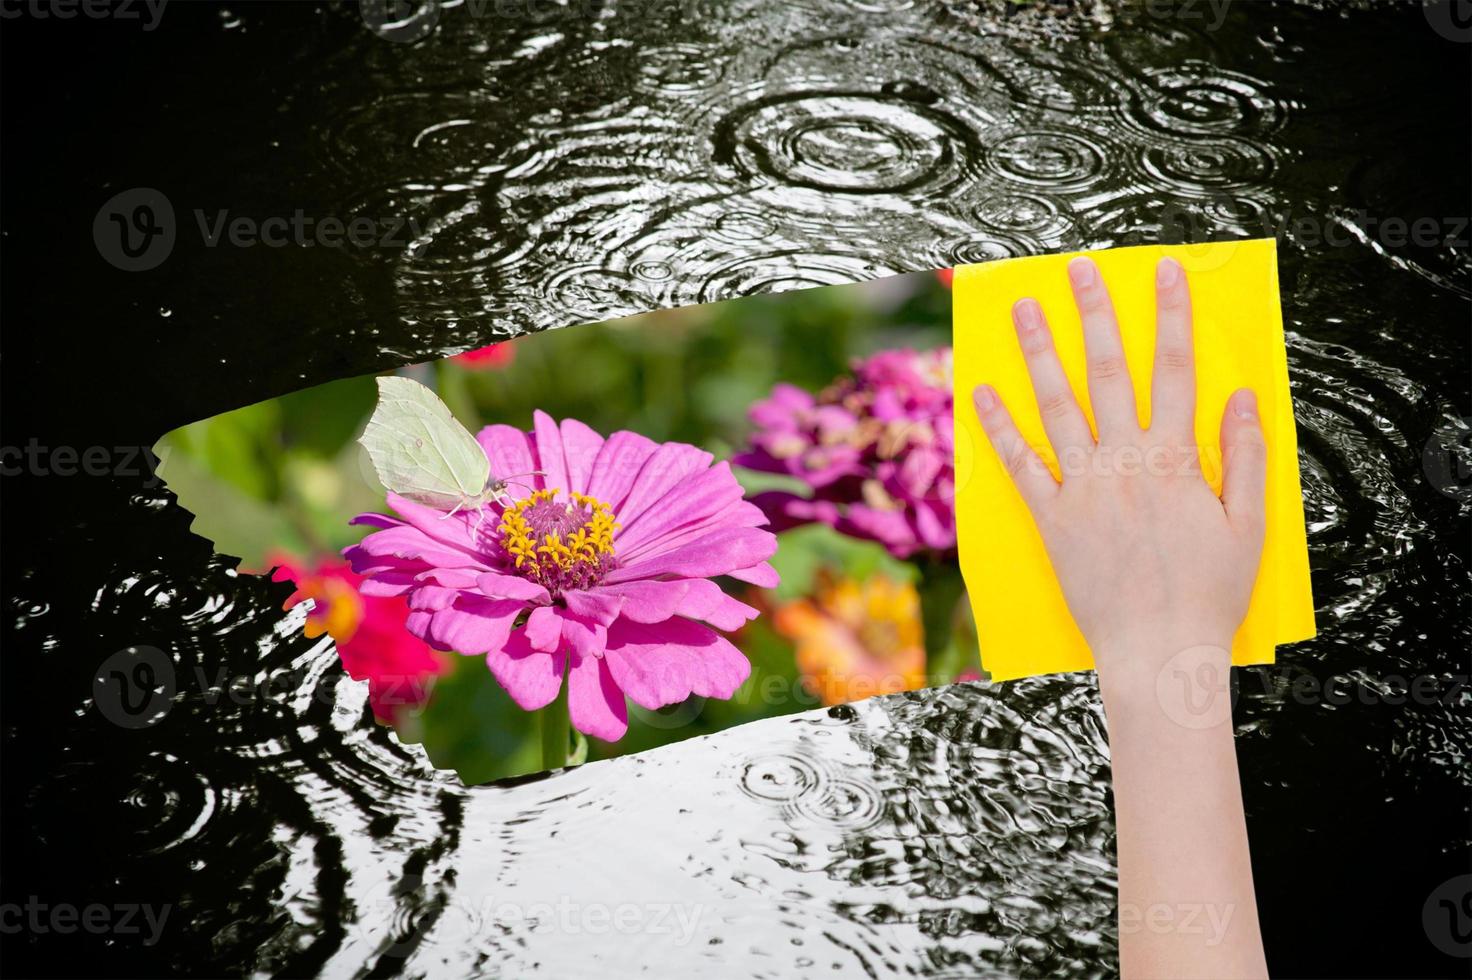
[970,255,1267,692]
[971,254,1272,979]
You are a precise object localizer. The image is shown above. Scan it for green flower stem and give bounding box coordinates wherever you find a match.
[918,558,975,684]
[540,683,570,771]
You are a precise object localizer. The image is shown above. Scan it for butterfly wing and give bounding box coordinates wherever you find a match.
[359,376,490,510]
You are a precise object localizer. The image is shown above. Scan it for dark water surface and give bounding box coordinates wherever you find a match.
[2,2,1469,977]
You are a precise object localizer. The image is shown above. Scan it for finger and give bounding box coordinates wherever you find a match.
[1150,257,1196,442]
[1068,256,1139,440]
[973,384,1058,513]
[1219,388,1267,543]
[1012,298,1095,467]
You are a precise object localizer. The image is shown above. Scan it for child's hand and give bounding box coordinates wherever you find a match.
[970,254,1272,980]
[970,256,1267,692]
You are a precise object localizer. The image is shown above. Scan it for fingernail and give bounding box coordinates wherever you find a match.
[1157,257,1181,289]
[1068,257,1097,288]
[974,384,997,413]
[1012,298,1041,332]
[1234,390,1258,419]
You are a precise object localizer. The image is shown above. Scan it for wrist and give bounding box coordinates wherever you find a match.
[1095,639,1237,737]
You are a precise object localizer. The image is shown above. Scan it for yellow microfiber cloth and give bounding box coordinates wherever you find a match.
[953,239,1315,681]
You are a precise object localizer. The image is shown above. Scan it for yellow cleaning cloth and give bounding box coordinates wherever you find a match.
[953,239,1315,681]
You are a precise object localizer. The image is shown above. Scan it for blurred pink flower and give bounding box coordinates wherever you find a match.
[936,268,954,288]
[344,412,778,742]
[452,342,516,369]
[270,554,449,723]
[734,347,956,558]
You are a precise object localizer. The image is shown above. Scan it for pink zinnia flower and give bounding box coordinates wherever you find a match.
[734,347,956,558]
[343,412,778,742]
[270,554,450,723]
[452,342,516,369]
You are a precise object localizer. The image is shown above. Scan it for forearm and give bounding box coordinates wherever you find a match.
[1099,644,1268,980]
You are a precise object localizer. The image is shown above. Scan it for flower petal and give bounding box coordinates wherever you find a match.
[615,464,750,561]
[524,605,561,652]
[585,580,690,624]
[603,636,692,710]
[559,417,605,496]
[409,594,524,655]
[487,629,565,711]
[532,410,571,496]
[604,617,751,706]
[561,613,609,662]
[615,443,715,532]
[676,579,759,632]
[561,589,624,627]
[383,493,482,553]
[726,562,781,588]
[585,430,660,508]
[605,526,777,584]
[476,424,539,503]
[351,525,483,570]
[567,650,627,742]
[475,571,552,604]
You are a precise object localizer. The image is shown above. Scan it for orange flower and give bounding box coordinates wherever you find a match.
[774,573,926,706]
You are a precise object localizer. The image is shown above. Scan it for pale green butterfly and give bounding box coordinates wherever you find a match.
[359,376,541,528]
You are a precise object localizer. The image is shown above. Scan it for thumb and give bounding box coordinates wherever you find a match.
[1219,388,1267,542]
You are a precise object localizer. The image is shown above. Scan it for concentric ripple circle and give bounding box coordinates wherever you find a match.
[739,751,828,804]
[715,93,976,194]
[983,129,1110,193]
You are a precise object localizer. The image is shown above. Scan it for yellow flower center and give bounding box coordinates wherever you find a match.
[496,489,618,593]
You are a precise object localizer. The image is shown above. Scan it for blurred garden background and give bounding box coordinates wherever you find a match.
[156,270,974,784]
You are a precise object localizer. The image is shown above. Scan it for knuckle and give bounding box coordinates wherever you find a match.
[1088,354,1128,380]
[1157,348,1192,371]
[1003,447,1034,479]
[1036,391,1073,420]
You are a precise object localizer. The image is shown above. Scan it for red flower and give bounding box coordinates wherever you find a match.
[271,553,450,722]
[452,342,516,369]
